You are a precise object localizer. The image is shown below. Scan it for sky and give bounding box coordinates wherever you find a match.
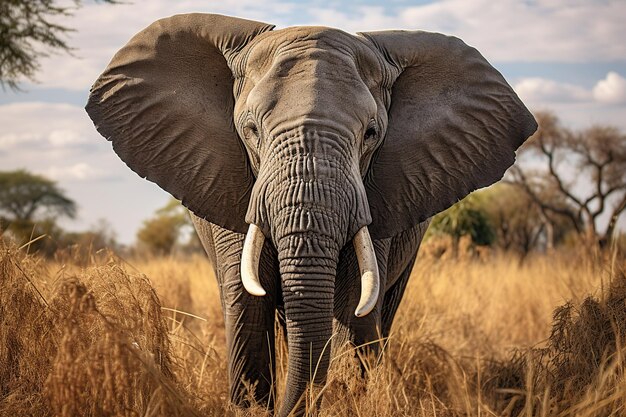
[1,0,625,244]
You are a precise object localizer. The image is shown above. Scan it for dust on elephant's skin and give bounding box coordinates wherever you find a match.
[86,13,537,417]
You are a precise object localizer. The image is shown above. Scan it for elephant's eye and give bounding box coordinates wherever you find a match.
[243,122,260,144]
[364,123,378,144]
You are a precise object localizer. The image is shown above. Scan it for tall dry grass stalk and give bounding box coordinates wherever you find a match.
[0,238,624,416]
[0,241,197,417]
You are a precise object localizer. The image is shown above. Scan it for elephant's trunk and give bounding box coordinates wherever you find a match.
[269,171,347,417]
[245,128,373,416]
[277,233,338,416]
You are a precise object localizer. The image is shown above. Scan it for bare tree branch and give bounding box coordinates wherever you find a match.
[511,111,626,246]
[604,193,626,243]
[506,167,582,234]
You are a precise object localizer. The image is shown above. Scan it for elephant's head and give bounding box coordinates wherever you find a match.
[86,13,536,416]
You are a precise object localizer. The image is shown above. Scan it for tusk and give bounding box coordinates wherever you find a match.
[353,226,380,317]
[240,223,267,296]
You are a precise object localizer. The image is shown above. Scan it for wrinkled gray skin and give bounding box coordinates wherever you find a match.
[86,14,536,417]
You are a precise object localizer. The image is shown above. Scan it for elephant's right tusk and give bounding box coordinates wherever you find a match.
[353,226,380,317]
[241,223,267,296]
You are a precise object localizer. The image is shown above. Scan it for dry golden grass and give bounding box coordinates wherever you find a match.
[1,239,624,416]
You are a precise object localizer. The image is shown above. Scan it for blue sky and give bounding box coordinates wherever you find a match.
[1,0,625,244]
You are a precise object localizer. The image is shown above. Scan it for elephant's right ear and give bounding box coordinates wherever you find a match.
[86,14,274,233]
[360,30,537,239]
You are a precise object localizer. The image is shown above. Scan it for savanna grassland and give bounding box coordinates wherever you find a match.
[1,239,625,417]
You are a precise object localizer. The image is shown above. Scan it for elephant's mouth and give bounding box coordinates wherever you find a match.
[241,222,380,317]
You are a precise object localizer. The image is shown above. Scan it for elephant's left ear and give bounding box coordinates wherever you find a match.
[359,30,537,239]
[86,14,274,234]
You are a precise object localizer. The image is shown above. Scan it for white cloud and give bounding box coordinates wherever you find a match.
[593,72,626,104]
[0,132,41,148]
[514,78,592,103]
[20,0,626,91]
[48,129,85,147]
[515,72,626,107]
[307,6,400,31]
[0,102,94,150]
[45,163,104,181]
[305,0,626,63]
[20,0,299,90]
[0,101,119,180]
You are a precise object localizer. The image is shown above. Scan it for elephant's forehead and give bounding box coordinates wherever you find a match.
[259,26,361,52]
[245,26,384,84]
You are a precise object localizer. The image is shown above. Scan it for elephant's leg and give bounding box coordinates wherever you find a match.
[380,256,416,337]
[209,223,280,409]
[332,238,391,367]
[380,220,430,337]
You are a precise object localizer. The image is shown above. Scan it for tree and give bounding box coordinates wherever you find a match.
[426,193,495,254]
[0,169,77,253]
[136,199,197,256]
[0,169,76,222]
[0,0,116,90]
[479,183,579,257]
[509,112,626,247]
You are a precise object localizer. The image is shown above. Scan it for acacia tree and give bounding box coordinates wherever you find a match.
[0,169,76,248]
[509,112,626,246]
[0,0,116,90]
[0,169,76,222]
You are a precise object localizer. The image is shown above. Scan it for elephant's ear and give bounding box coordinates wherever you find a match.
[359,30,537,239]
[86,14,274,233]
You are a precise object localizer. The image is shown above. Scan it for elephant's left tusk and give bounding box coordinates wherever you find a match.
[353,226,380,317]
[241,223,267,296]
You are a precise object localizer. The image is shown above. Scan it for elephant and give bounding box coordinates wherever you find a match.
[85,13,536,416]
